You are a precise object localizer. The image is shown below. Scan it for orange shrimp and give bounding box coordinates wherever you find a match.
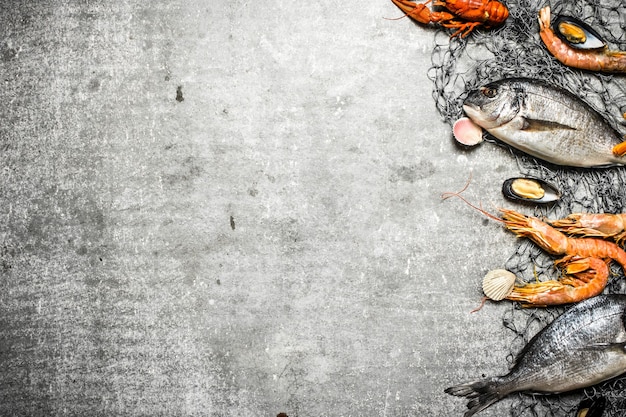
[390,0,509,38]
[550,213,626,245]
[499,208,626,267]
[538,6,626,73]
[442,186,626,306]
[497,208,625,305]
[505,256,609,307]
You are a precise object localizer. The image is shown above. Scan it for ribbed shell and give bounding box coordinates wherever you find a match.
[483,269,516,301]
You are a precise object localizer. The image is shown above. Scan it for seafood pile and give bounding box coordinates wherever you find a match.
[389,0,626,415]
[443,188,626,307]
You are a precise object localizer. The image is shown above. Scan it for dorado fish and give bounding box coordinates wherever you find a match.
[445,294,626,416]
[463,78,626,167]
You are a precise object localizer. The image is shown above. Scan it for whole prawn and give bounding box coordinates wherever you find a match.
[538,6,626,73]
[506,256,609,307]
[443,187,626,307]
[500,208,626,267]
[390,0,509,38]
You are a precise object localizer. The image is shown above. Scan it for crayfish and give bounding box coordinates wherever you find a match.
[390,0,509,38]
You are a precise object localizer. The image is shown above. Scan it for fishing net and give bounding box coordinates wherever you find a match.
[427,0,626,415]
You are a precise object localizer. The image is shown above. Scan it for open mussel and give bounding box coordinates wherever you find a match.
[554,15,606,50]
[502,177,560,204]
[576,396,606,417]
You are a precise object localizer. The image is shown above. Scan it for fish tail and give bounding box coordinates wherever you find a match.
[445,378,505,417]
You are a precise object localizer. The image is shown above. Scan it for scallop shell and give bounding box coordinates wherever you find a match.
[482,269,516,301]
[502,177,561,204]
[453,117,483,146]
[554,15,606,50]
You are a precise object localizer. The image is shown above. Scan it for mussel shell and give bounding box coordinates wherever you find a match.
[554,15,606,50]
[502,177,561,204]
[576,396,606,417]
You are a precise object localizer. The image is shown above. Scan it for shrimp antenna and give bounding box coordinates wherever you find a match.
[383,14,408,21]
[441,176,504,224]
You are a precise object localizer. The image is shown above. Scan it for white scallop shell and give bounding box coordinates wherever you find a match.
[482,269,516,301]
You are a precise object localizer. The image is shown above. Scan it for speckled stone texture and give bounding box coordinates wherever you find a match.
[1,1,523,416]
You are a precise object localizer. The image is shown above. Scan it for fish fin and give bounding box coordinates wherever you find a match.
[521,117,576,132]
[612,140,626,157]
[578,342,626,352]
[445,379,503,417]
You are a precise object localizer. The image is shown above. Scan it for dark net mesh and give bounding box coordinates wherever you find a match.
[428,0,626,415]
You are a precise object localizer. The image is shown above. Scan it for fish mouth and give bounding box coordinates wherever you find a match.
[462,103,487,126]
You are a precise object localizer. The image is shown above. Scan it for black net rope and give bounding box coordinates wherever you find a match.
[427,0,626,415]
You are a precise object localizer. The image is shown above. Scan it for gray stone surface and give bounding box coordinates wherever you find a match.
[1,1,528,416]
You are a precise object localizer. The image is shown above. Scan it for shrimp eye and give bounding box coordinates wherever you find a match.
[481,87,498,98]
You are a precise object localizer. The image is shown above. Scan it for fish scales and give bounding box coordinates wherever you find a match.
[507,297,626,392]
[463,78,626,167]
[446,295,626,416]
[521,83,615,161]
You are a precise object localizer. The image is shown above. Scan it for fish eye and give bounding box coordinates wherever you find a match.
[481,87,498,98]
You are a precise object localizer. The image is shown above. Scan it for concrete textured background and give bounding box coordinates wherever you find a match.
[0,1,529,416]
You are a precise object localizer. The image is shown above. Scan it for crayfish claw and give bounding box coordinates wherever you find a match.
[389,0,433,24]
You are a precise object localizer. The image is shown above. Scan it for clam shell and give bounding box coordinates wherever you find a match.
[502,177,561,204]
[554,15,606,50]
[453,117,483,146]
[482,269,516,301]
